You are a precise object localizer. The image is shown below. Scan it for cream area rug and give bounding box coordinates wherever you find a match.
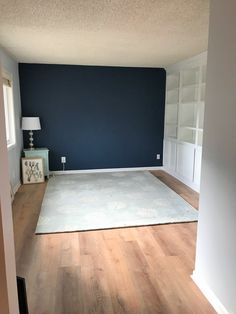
[36,171,198,234]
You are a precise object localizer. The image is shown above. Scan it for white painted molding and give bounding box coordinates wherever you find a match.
[191,271,229,314]
[163,167,200,192]
[166,51,207,73]
[51,166,163,175]
[10,181,21,203]
[12,181,21,195]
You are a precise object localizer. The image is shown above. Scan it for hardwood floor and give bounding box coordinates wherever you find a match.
[12,171,215,314]
[151,170,199,209]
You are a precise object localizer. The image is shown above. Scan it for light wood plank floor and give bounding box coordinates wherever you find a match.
[12,170,215,314]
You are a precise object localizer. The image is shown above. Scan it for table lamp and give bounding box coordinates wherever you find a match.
[22,117,41,150]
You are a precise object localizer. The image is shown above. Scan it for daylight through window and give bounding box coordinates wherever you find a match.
[2,76,15,148]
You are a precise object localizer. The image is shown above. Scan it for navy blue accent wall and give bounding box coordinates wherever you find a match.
[19,64,166,171]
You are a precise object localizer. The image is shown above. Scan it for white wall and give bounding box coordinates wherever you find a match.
[0,47,23,191]
[194,1,236,313]
[0,66,19,313]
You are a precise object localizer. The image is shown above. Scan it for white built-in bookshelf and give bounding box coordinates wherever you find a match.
[164,52,207,191]
[165,65,206,146]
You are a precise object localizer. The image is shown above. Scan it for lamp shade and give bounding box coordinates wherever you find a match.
[22,117,41,130]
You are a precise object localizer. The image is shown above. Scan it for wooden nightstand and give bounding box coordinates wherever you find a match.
[23,148,50,179]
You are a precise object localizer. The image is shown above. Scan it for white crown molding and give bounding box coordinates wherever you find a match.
[166,51,207,73]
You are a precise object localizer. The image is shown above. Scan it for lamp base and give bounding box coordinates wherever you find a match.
[29,131,34,150]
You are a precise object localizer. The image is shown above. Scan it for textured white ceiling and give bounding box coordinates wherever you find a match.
[0,0,209,67]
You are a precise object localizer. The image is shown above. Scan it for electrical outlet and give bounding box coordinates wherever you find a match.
[61,156,66,163]
[156,154,161,160]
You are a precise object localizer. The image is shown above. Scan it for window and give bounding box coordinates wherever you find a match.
[2,76,15,148]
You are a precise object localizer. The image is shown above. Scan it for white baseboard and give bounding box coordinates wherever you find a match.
[191,271,229,314]
[12,181,21,195]
[163,167,200,192]
[51,166,163,175]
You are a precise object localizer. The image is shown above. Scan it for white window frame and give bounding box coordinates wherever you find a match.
[2,71,16,149]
